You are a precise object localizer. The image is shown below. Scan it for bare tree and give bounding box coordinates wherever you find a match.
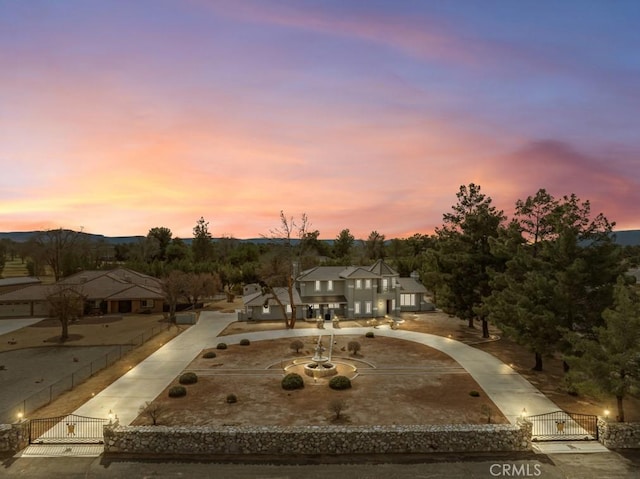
[35,229,81,281]
[260,211,310,329]
[328,398,347,421]
[183,272,222,311]
[138,401,165,426]
[161,270,188,324]
[47,283,84,342]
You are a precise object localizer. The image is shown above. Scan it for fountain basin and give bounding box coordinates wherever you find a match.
[304,362,338,378]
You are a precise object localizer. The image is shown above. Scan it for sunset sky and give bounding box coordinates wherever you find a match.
[1,1,638,239]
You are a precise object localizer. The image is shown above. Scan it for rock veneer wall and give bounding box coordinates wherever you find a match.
[104,421,532,456]
[598,419,640,449]
[0,422,29,453]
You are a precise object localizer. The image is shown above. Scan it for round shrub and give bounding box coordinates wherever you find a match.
[226,393,238,404]
[329,375,352,390]
[290,339,304,354]
[179,372,198,385]
[168,386,187,398]
[365,331,375,338]
[239,338,251,346]
[216,342,228,350]
[469,390,480,397]
[202,351,217,359]
[281,372,305,390]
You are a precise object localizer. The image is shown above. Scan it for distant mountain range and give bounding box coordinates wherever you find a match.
[1,229,639,246]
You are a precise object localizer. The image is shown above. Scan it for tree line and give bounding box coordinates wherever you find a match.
[1,186,639,421]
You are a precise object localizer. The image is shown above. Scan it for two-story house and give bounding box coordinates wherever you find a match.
[240,259,432,321]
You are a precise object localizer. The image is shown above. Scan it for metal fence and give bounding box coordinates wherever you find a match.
[0,324,166,423]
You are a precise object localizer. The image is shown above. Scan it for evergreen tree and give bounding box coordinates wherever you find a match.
[192,217,213,263]
[567,277,640,422]
[433,184,506,338]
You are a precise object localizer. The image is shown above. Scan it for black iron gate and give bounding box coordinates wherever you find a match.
[528,410,598,441]
[29,414,109,444]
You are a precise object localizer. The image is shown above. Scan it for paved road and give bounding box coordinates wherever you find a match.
[2,450,639,478]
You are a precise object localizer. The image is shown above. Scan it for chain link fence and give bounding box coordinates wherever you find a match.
[0,324,167,423]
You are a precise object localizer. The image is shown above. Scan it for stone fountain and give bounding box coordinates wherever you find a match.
[303,336,337,378]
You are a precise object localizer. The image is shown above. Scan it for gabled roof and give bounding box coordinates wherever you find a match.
[368,259,398,276]
[297,266,347,281]
[243,287,302,307]
[339,267,379,279]
[0,277,41,287]
[0,268,164,302]
[397,277,427,294]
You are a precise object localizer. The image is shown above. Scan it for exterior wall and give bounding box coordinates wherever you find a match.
[0,302,32,318]
[104,421,532,456]
[243,305,305,321]
[350,281,379,319]
[0,422,29,453]
[598,419,640,448]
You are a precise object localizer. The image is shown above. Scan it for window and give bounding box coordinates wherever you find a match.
[286,304,292,313]
[354,302,361,314]
[365,301,372,314]
[401,294,416,306]
[315,280,321,291]
[141,299,154,308]
[327,280,333,291]
[262,304,270,314]
[365,279,372,289]
[355,279,362,289]
[382,278,388,291]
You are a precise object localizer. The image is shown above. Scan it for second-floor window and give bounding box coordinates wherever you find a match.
[382,278,388,291]
[328,280,333,291]
[315,280,321,291]
[365,279,372,289]
[355,279,362,289]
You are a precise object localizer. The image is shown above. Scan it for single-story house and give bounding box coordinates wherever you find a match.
[0,268,164,318]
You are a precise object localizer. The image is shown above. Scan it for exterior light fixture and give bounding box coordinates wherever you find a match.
[604,409,610,418]
[108,409,115,423]
[17,412,23,421]
[521,408,527,419]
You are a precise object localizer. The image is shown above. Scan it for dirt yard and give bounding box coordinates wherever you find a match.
[133,335,507,427]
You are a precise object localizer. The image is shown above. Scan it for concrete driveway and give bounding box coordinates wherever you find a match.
[0,318,44,337]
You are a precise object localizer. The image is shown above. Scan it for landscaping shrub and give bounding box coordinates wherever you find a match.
[329,375,352,390]
[226,394,238,403]
[469,390,480,397]
[365,331,375,338]
[168,386,187,398]
[347,341,361,355]
[239,338,251,346]
[179,372,198,385]
[290,339,304,354]
[202,351,217,359]
[216,342,228,350]
[281,372,305,390]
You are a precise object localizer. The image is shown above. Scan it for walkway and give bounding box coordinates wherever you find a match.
[70,311,235,424]
[0,317,44,337]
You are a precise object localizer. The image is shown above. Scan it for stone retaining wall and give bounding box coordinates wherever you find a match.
[0,422,29,453]
[104,421,532,456]
[598,419,640,449]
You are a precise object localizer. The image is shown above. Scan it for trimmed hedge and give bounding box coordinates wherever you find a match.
[281,372,305,390]
[329,375,352,390]
[168,386,187,398]
[239,338,251,346]
[216,343,228,350]
[365,331,375,338]
[179,372,198,385]
[226,394,238,404]
[202,351,217,359]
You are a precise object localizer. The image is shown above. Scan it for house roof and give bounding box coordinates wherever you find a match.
[0,277,41,287]
[300,295,347,304]
[396,277,427,294]
[368,259,399,276]
[339,267,379,279]
[243,287,303,307]
[297,266,348,281]
[0,268,164,302]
